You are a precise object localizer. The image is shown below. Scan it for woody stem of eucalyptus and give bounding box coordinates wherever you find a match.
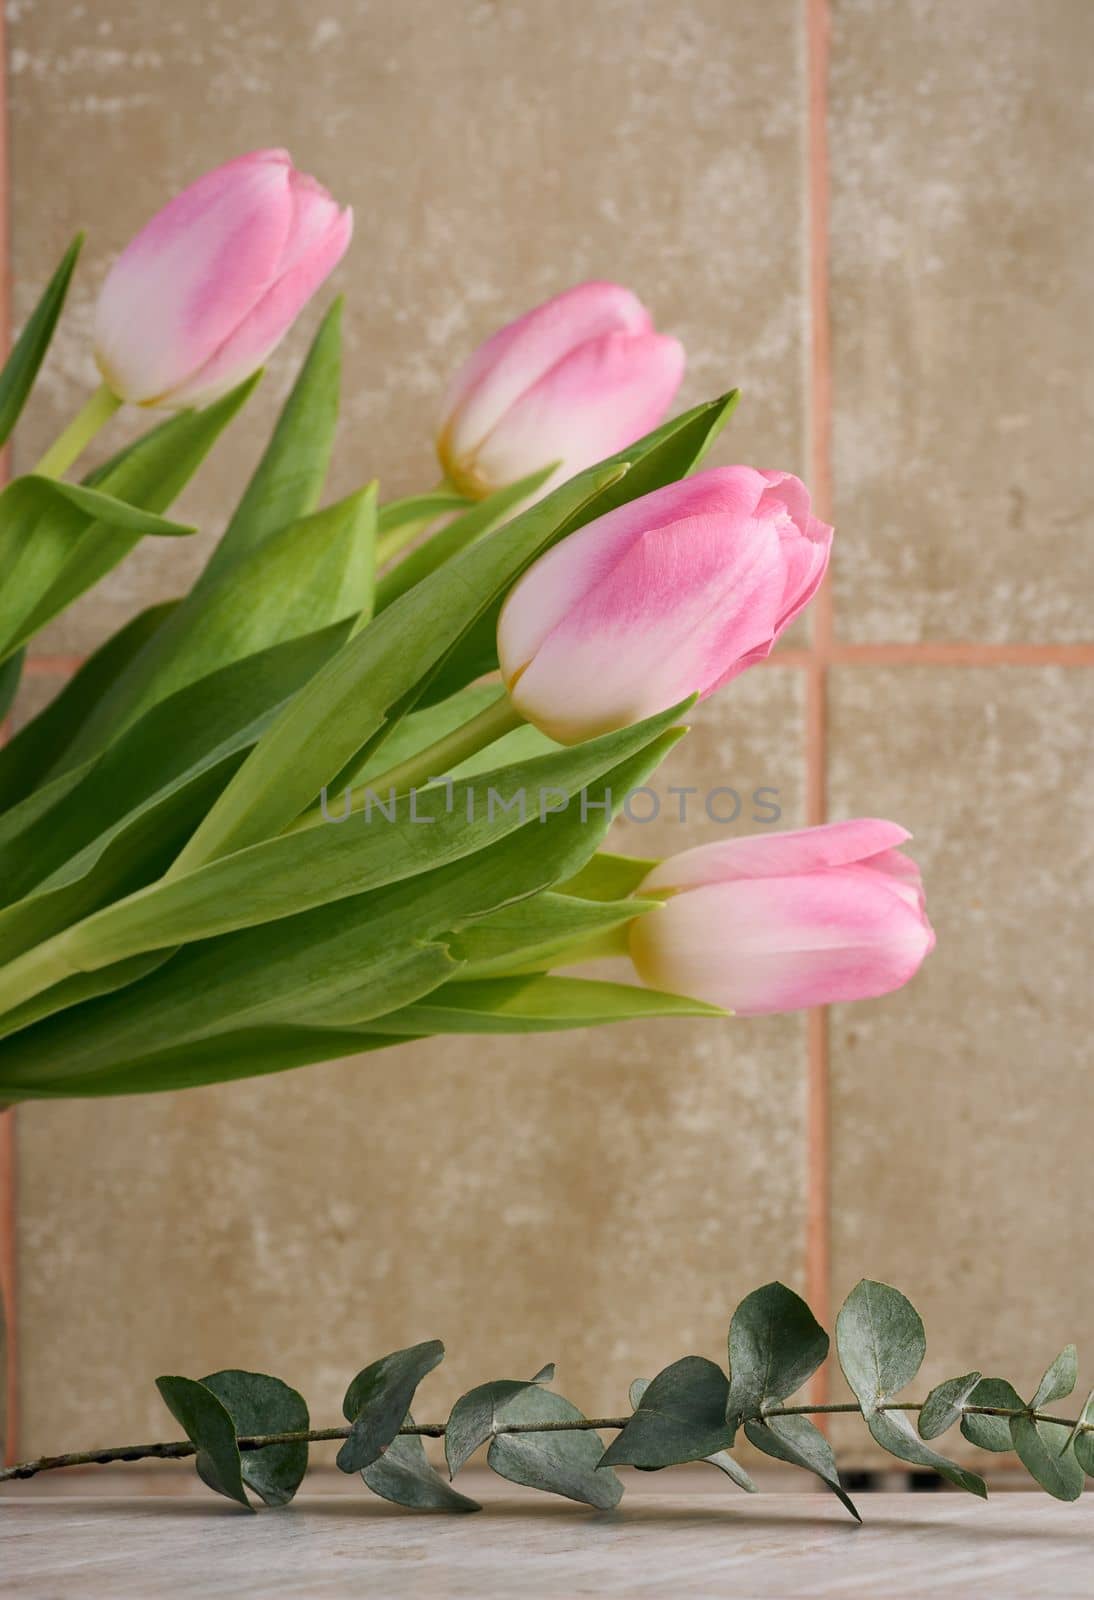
[3,1403,1091,1483]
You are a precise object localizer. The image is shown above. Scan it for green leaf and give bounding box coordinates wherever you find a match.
[0,603,174,811]
[448,892,653,981]
[12,377,258,643]
[374,470,551,611]
[487,1384,622,1509]
[362,1412,481,1512]
[1062,1390,1094,1473]
[445,1368,555,1477]
[367,974,720,1036]
[624,1378,755,1491]
[836,1280,986,1497]
[199,1369,309,1507]
[558,853,657,902]
[918,1372,982,1440]
[1010,1414,1084,1501]
[0,477,194,662]
[155,1374,250,1510]
[601,1357,733,1469]
[960,1377,1025,1453]
[0,649,24,725]
[0,728,680,1094]
[377,490,472,535]
[726,1282,829,1427]
[744,1416,861,1522]
[337,1341,445,1474]
[0,234,83,448]
[1032,1345,1078,1409]
[199,301,342,586]
[26,702,688,993]
[71,486,376,753]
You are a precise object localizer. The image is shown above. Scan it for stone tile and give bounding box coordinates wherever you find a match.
[826,666,1094,1463]
[8,0,809,656]
[829,0,1094,642]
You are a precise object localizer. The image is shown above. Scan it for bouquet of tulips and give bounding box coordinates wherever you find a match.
[0,150,934,1103]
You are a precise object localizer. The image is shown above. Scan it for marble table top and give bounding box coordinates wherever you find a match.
[2,1487,1088,1597]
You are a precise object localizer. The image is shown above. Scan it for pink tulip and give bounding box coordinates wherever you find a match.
[94,149,352,408]
[497,466,832,743]
[628,820,935,1015]
[438,281,685,498]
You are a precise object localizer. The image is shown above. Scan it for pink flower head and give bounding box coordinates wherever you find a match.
[438,281,685,498]
[497,466,832,743]
[94,149,352,408]
[629,820,935,1015]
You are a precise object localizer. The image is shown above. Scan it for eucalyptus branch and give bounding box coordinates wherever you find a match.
[4,1401,1090,1485]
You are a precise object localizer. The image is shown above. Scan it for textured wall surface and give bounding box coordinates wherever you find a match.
[3,0,1092,1471]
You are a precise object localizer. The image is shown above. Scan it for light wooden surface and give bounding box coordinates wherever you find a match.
[2,1488,1089,1598]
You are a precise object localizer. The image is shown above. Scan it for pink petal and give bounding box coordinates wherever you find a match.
[641,820,913,892]
[95,150,295,404]
[441,281,654,461]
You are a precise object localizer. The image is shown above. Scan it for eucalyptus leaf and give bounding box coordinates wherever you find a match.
[1032,1345,1078,1409]
[0,233,83,447]
[155,1375,250,1510]
[918,1372,982,1440]
[744,1416,861,1522]
[624,1377,755,1491]
[726,1281,829,1427]
[1062,1390,1094,1473]
[601,1357,734,1469]
[960,1377,1025,1453]
[1010,1415,1084,1501]
[199,300,342,585]
[200,1369,309,1507]
[337,1341,445,1474]
[362,1413,481,1512]
[446,1368,555,1477]
[836,1280,986,1497]
[487,1385,622,1510]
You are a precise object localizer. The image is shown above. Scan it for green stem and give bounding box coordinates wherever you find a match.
[290,694,526,831]
[3,1402,1091,1483]
[31,382,122,479]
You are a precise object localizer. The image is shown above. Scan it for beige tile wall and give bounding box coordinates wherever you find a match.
[3,0,1092,1477]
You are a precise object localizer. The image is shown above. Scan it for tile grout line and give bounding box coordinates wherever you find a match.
[805,0,833,1407]
[0,0,18,1469]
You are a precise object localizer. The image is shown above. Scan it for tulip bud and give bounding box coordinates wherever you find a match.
[628,821,935,1015]
[438,281,685,499]
[497,466,832,744]
[94,149,352,408]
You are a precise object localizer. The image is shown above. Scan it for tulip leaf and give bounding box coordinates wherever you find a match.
[374,469,552,611]
[487,1385,623,1509]
[0,649,24,726]
[601,1357,734,1469]
[559,852,657,902]
[0,730,678,1094]
[1032,1345,1078,1410]
[365,974,720,1036]
[18,377,258,641]
[337,1341,445,1474]
[448,892,654,980]
[0,233,83,448]
[71,486,376,753]
[200,300,342,585]
[959,1377,1025,1453]
[377,490,472,536]
[918,1372,982,1440]
[744,1416,861,1522]
[1010,1414,1084,1501]
[0,603,175,812]
[445,1368,556,1478]
[199,1369,309,1507]
[362,1412,481,1512]
[726,1282,829,1427]
[0,477,194,662]
[836,1280,986,1497]
[155,1375,251,1510]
